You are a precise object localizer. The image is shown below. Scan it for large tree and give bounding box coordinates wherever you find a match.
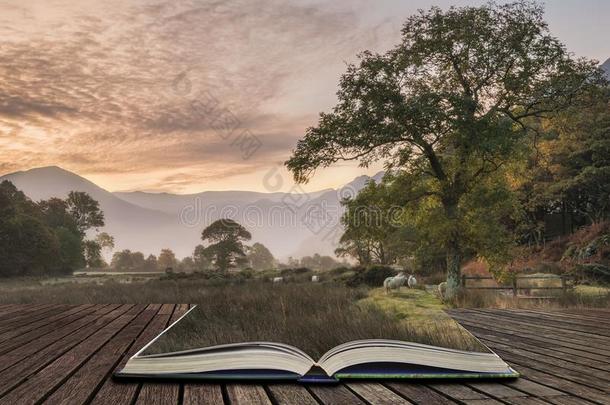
[193,244,212,271]
[38,198,78,233]
[158,248,178,271]
[144,254,158,272]
[200,219,252,272]
[110,249,146,271]
[246,242,276,270]
[299,253,341,271]
[524,87,610,230]
[83,239,104,268]
[286,1,603,297]
[336,179,413,265]
[0,212,60,277]
[0,181,109,276]
[66,191,105,235]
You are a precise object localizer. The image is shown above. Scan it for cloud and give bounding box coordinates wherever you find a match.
[0,0,394,191]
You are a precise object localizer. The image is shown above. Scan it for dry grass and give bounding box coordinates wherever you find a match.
[143,283,488,358]
[461,260,492,277]
[0,277,488,355]
[453,287,610,309]
[0,277,229,304]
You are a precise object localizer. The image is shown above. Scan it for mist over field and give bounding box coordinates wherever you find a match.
[0,166,383,260]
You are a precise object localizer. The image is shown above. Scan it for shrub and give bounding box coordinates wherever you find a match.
[345,265,396,287]
[238,268,255,280]
[420,272,445,285]
[279,267,311,276]
[329,266,353,276]
[532,261,562,274]
[453,289,505,308]
[160,270,228,281]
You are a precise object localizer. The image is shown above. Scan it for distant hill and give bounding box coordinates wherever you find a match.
[1,167,179,258]
[0,166,383,260]
[602,58,610,80]
[114,188,332,216]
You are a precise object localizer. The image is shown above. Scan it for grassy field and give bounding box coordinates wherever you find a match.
[0,273,607,310]
[362,288,486,354]
[0,276,488,355]
[0,275,207,304]
[143,283,487,358]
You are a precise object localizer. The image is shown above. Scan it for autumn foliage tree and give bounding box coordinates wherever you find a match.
[158,248,178,271]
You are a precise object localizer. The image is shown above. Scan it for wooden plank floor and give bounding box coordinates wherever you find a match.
[0,305,608,405]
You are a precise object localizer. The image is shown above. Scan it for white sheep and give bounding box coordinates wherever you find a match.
[272,277,283,283]
[383,272,406,294]
[311,275,320,282]
[407,275,417,288]
[438,281,447,300]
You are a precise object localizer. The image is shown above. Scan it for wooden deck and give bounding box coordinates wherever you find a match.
[0,305,608,404]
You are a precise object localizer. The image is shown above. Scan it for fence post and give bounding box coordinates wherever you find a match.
[461,274,466,289]
[561,276,567,293]
[512,277,518,297]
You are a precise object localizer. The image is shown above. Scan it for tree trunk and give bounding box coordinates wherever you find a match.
[445,242,461,300]
[443,199,462,300]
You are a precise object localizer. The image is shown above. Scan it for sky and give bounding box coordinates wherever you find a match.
[1,0,609,194]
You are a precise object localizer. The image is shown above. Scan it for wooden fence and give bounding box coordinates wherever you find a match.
[461,274,574,298]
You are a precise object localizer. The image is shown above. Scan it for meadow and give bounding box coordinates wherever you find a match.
[140,283,487,358]
[0,271,608,309]
[0,275,489,355]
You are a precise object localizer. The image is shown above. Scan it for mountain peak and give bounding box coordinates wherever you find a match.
[0,165,107,201]
[601,58,610,80]
[341,171,384,191]
[25,165,73,174]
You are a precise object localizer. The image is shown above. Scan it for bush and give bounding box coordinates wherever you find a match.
[160,272,189,281]
[160,270,228,281]
[453,289,504,308]
[238,268,255,280]
[279,267,311,276]
[345,265,396,287]
[532,261,562,274]
[575,263,610,284]
[277,267,313,282]
[329,266,353,276]
[420,272,445,285]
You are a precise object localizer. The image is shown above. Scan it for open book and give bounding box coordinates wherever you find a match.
[116,306,518,382]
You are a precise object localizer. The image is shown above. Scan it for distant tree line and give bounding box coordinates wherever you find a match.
[281,254,343,272]
[108,219,343,274]
[110,220,279,273]
[187,219,343,273]
[0,180,110,277]
[0,181,358,277]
